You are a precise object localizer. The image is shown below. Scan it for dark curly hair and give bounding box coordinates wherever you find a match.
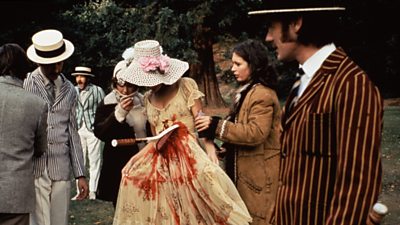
[232,39,277,90]
[227,39,278,120]
[0,43,32,80]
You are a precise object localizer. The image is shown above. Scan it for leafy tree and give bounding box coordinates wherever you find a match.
[57,0,269,107]
[11,0,396,102]
[58,0,152,89]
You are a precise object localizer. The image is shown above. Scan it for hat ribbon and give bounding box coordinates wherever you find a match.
[138,55,170,74]
[35,41,66,58]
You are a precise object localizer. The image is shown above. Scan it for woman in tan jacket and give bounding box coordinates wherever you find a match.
[196,39,281,225]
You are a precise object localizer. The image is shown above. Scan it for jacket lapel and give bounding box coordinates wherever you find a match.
[54,74,69,105]
[33,72,53,105]
[285,72,328,125]
[282,83,300,125]
[284,48,345,126]
[82,85,94,107]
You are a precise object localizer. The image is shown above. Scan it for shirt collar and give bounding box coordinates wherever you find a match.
[300,43,336,78]
[39,68,62,87]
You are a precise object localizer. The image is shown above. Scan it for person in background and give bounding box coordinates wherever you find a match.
[195,39,282,225]
[112,39,252,225]
[248,1,383,224]
[71,66,105,200]
[24,29,88,225]
[93,47,147,207]
[0,43,48,225]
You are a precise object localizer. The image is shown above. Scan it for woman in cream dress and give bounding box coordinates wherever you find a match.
[112,40,252,225]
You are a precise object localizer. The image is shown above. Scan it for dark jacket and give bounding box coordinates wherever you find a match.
[93,93,141,206]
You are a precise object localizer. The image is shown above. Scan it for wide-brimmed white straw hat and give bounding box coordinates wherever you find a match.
[71,66,95,77]
[27,29,74,64]
[120,40,189,87]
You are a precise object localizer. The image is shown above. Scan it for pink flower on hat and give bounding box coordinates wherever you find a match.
[138,55,170,74]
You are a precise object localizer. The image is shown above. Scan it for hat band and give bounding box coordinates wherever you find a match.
[35,42,66,58]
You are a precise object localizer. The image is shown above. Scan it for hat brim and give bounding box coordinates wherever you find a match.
[71,72,95,77]
[249,7,345,15]
[121,58,189,87]
[27,39,74,64]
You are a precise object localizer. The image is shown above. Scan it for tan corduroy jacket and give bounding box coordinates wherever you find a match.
[216,83,282,225]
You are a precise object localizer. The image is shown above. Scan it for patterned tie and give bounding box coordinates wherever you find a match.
[46,80,56,104]
[287,68,305,114]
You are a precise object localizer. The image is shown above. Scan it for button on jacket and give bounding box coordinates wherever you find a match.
[24,68,85,180]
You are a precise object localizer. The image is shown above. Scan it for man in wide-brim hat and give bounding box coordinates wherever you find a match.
[24,29,89,225]
[71,66,105,201]
[249,1,383,225]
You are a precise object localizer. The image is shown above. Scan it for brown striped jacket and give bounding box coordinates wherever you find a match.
[275,48,383,225]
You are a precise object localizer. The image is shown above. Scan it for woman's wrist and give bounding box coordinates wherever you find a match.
[114,104,128,122]
[198,116,220,139]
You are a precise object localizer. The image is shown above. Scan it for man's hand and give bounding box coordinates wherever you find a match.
[74,177,89,200]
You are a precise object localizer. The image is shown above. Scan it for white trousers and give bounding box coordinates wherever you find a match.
[78,126,103,192]
[30,167,71,225]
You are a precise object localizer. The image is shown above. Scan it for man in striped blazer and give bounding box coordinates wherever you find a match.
[71,66,105,200]
[24,29,88,225]
[249,1,383,225]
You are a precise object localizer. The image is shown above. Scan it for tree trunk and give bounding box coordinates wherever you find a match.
[190,25,227,108]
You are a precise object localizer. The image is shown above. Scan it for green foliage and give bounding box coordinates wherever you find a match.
[57,0,267,67]
[59,0,145,67]
[1,0,399,97]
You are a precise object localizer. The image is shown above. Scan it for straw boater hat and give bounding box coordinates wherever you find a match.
[27,29,74,64]
[71,66,95,77]
[248,0,345,16]
[120,40,189,87]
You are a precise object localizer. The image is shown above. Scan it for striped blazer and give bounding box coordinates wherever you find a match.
[75,84,105,131]
[24,68,85,181]
[276,48,383,225]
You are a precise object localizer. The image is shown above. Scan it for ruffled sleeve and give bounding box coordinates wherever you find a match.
[180,77,205,108]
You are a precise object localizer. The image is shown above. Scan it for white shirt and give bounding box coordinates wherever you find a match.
[79,87,90,104]
[298,43,336,97]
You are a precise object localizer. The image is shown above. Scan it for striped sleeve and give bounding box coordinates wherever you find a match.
[97,86,105,103]
[69,90,86,178]
[326,64,383,224]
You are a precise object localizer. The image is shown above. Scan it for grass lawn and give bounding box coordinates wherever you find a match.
[68,105,400,225]
[379,106,400,225]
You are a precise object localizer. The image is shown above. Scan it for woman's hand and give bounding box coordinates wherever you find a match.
[119,94,134,111]
[115,94,135,123]
[121,154,137,177]
[195,115,212,132]
[202,139,219,164]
